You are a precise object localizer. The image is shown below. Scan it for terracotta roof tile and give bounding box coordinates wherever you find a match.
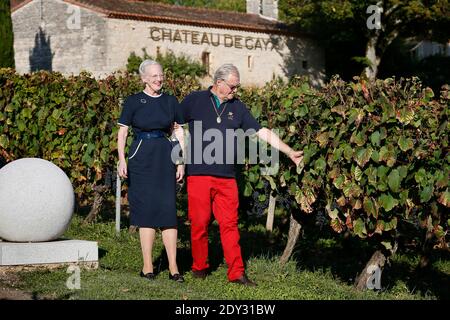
[10,0,33,11]
[11,0,295,35]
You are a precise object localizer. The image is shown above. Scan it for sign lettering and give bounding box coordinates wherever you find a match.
[149,27,279,51]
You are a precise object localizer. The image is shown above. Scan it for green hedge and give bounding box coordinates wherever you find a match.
[239,76,449,253]
[0,69,448,254]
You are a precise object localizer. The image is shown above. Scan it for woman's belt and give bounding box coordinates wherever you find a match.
[135,130,167,140]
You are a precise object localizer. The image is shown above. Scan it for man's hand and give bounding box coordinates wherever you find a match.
[289,150,303,167]
[176,165,185,182]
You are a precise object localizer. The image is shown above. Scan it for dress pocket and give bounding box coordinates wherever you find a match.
[128,139,143,160]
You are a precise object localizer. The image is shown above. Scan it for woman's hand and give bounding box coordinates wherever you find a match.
[118,159,128,178]
[176,165,185,183]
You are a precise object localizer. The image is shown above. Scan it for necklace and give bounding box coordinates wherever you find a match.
[210,96,228,123]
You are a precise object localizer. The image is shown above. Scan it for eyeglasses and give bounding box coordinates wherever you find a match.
[220,79,240,92]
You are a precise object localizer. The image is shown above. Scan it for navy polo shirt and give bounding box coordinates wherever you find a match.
[180,88,262,178]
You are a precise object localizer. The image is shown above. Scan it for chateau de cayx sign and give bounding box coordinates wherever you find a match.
[149,26,278,51]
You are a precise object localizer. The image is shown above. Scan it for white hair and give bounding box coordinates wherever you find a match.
[213,63,240,83]
[139,59,161,77]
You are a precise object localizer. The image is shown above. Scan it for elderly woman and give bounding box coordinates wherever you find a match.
[117,60,185,282]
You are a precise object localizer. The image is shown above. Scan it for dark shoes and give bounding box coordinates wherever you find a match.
[141,270,185,283]
[230,274,257,287]
[140,270,156,280]
[192,269,208,280]
[169,273,185,283]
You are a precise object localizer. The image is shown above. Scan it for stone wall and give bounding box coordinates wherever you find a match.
[12,0,325,86]
[12,0,108,75]
[106,19,324,86]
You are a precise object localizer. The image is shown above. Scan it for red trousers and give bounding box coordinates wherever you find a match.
[187,176,244,281]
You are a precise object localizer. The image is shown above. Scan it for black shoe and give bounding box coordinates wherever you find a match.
[169,273,185,283]
[140,271,155,280]
[192,269,208,280]
[230,274,257,287]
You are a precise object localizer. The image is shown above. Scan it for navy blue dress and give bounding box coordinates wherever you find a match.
[118,92,184,228]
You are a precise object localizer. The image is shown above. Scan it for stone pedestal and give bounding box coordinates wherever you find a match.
[0,240,98,267]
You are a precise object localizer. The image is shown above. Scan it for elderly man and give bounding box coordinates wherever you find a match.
[179,63,302,286]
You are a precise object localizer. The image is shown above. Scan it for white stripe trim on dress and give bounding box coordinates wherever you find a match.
[128,139,143,159]
[118,122,128,127]
[142,91,162,98]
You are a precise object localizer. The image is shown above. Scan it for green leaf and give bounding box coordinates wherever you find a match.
[424,87,434,100]
[384,217,398,231]
[296,161,304,175]
[371,150,380,162]
[0,135,8,148]
[351,131,367,147]
[333,175,345,189]
[438,190,450,207]
[282,98,292,108]
[314,157,326,173]
[297,105,308,117]
[343,144,353,160]
[398,165,408,179]
[100,148,108,162]
[243,183,253,197]
[398,136,414,152]
[333,147,344,161]
[370,131,381,146]
[353,165,363,181]
[399,190,409,206]
[355,147,373,168]
[17,119,26,132]
[353,218,367,238]
[397,108,414,124]
[377,166,389,179]
[381,241,392,251]
[378,193,398,212]
[363,197,377,218]
[365,166,377,185]
[414,169,427,185]
[420,185,433,203]
[435,170,448,188]
[388,169,401,193]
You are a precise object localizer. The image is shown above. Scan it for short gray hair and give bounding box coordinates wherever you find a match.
[139,59,161,77]
[213,63,240,83]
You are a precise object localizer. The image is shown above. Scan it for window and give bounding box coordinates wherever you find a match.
[202,52,210,75]
[302,60,308,69]
[248,55,252,70]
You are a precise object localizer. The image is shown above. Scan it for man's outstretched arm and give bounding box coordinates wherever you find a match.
[257,127,303,166]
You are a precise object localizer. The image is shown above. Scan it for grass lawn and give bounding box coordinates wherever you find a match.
[4,214,449,300]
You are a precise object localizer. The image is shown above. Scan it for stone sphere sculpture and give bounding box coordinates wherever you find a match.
[0,158,75,242]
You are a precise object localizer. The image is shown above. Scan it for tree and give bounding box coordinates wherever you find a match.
[280,0,450,80]
[0,0,15,68]
[126,48,207,78]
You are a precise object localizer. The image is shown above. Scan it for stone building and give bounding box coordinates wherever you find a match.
[11,0,325,86]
